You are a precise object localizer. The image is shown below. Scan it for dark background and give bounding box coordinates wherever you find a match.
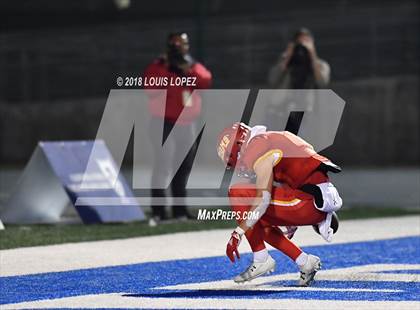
[0,0,419,166]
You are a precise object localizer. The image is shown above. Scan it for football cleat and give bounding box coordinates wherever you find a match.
[234,255,276,283]
[298,254,321,286]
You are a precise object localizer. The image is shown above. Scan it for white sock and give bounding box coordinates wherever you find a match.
[295,252,308,267]
[253,248,269,263]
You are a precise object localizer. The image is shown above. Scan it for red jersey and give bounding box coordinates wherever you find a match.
[144,57,212,124]
[240,131,333,188]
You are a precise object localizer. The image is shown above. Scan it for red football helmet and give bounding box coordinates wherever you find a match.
[217,122,250,169]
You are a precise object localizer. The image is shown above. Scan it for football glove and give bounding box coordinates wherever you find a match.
[226,228,244,263]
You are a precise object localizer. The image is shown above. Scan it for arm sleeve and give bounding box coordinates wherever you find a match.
[143,62,166,90]
[188,63,212,89]
[245,190,271,227]
[315,59,330,88]
[143,61,169,100]
[268,62,287,87]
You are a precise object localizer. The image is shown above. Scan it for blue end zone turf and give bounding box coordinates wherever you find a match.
[1,236,419,305]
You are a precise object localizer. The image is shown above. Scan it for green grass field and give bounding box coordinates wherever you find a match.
[0,207,419,250]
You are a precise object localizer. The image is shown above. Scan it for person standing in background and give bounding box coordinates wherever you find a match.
[267,28,330,133]
[144,32,212,225]
[269,28,330,89]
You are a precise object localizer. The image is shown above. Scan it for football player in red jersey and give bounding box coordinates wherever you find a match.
[217,122,343,286]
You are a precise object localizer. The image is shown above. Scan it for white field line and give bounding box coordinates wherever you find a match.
[2,293,420,310]
[1,216,419,277]
[159,264,420,291]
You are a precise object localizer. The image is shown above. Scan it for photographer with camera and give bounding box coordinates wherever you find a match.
[144,32,212,225]
[269,28,330,89]
[267,28,330,133]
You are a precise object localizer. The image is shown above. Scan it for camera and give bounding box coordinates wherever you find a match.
[288,43,311,67]
[167,43,193,68]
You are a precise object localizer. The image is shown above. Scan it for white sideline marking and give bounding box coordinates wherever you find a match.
[2,294,420,310]
[159,264,420,292]
[1,216,419,277]
[5,265,418,309]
